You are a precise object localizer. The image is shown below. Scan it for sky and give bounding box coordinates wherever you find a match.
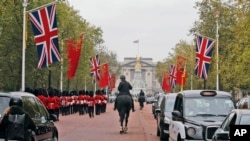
[68,0,199,62]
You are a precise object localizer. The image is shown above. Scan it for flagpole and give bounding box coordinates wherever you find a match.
[191,40,195,90]
[137,41,139,56]
[60,40,64,92]
[84,38,86,90]
[216,11,220,91]
[21,0,28,91]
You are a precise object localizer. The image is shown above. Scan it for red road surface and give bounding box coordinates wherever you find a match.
[55,101,160,141]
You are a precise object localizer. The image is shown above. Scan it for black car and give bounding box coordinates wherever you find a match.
[169,90,235,141]
[0,91,58,141]
[152,93,165,119]
[212,109,250,141]
[156,93,177,140]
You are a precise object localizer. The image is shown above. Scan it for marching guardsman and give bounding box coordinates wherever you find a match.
[72,91,79,113]
[87,91,95,118]
[60,91,67,116]
[47,88,56,115]
[68,92,73,114]
[37,88,48,109]
[84,90,89,114]
[94,90,102,115]
[101,90,108,113]
[78,90,84,115]
[54,89,60,121]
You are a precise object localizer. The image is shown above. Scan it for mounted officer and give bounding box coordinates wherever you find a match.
[114,75,135,112]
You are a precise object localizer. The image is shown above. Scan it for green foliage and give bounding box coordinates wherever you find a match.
[156,0,250,92]
[0,0,118,91]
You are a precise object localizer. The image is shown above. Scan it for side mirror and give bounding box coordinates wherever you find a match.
[172,110,182,120]
[155,108,161,113]
[215,132,229,140]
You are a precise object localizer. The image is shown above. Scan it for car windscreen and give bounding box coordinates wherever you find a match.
[0,96,10,119]
[164,97,175,112]
[239,114,250,125]
[184,97,235,117]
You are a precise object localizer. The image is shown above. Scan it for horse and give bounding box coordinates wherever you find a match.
[115,94,132,134]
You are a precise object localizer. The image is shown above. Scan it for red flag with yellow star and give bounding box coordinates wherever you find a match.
[99,63,109,88]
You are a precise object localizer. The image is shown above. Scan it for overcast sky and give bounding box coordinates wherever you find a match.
[68,0,199,62]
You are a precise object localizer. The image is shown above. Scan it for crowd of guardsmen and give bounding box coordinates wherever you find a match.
[25,87,108,120]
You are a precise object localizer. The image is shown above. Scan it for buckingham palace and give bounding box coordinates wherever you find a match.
[114,56,162,96]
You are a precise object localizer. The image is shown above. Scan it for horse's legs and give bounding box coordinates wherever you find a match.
[125,110,130,127]
[119,110,125,132]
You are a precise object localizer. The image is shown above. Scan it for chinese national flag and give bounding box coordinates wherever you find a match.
[65,34,84,79]
[109,73,116,90]
[99,63,109,88]
[162,71,171,92]
[176,55,187,85]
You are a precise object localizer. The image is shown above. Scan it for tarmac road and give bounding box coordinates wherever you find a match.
[55,101,160,141]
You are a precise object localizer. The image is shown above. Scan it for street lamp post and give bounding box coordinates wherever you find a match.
[21,0,28,91]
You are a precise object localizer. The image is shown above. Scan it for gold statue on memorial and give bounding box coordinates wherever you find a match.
[135,56,141,69]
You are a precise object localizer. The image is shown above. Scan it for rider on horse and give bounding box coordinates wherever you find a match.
[114,75,135,112]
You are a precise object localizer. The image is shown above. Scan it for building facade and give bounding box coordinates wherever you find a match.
[114,57,161,95]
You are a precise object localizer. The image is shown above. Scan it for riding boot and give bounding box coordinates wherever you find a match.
[113,100,117,111]
[130,96,135,112]
[132,101,135,112]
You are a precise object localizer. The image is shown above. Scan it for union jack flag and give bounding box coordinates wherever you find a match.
[28,3,61,69]
[195,34,215,79]
[169,64,176,88]
[90,54,101,82]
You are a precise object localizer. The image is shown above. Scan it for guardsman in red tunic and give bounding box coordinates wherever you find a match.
[47,88,56,115]
[87,91,95,118]
[54,89,60,121]
[94,90,102,115]
[60,91,67,116]
[37,88,48,109]
[71,91,78,114]
[67,92,72,115]
[36,88,45,104]
[84,90,89,114]
[78,90,84,115]
[101,90,108,113]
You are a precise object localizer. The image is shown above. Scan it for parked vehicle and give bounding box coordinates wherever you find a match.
[212,109,250,141]
[0,91,58,141]
[156,93,177,140]
[146,95,155,104]
[152,93,165,119]
[108,94,116,103]
[236,95,250,109]
[169,90,235,141]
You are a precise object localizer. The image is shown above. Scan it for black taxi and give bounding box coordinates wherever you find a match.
[169,90,235,141]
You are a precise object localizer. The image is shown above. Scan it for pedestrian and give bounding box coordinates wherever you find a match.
[114,75,135,112]
[0,97,36,141]
[138,89,146,110]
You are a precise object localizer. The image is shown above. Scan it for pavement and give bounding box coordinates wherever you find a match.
[55,101,160,141]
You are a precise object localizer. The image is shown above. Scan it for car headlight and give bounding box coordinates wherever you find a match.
[164,117,170,124]
[187,127,196,137]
